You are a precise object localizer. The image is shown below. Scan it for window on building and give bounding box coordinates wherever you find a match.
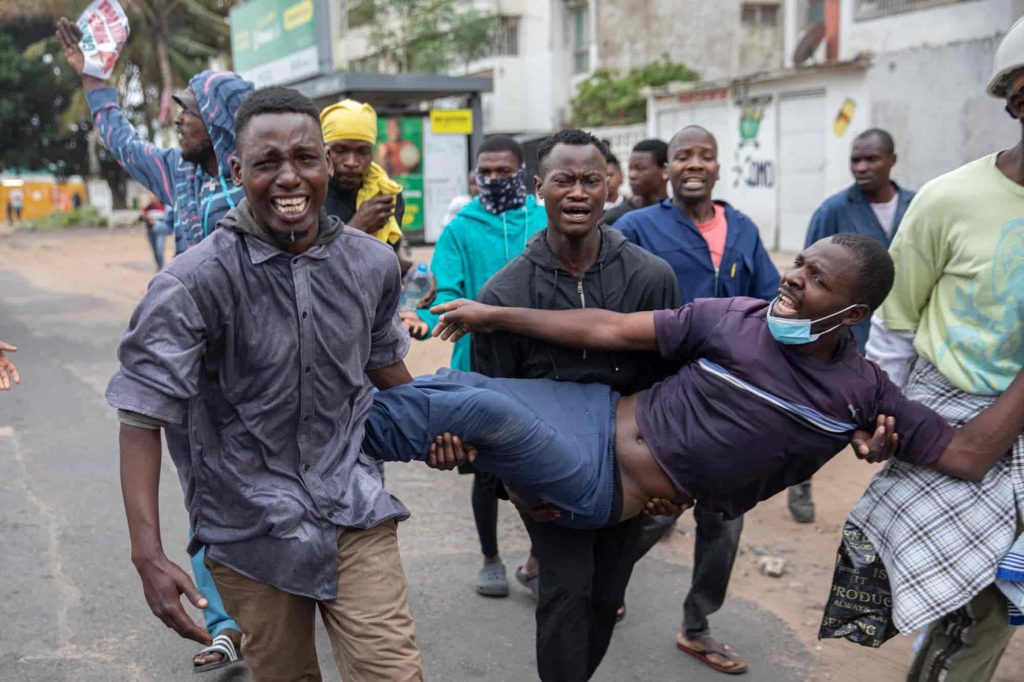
[855,0,968,21]
[350,54,381,73]
[347,0,375,29]
[570,4,590,74]
[742,3,780,26]
[490,16,520,57]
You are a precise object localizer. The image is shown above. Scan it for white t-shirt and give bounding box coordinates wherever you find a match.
[870,193,899,238]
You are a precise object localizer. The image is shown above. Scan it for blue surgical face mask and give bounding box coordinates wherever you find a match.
[766,297,861,345]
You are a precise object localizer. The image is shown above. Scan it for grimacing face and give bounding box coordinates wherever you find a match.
[231,112,330,241]
[774,240,868,333]
[535,143,607,240]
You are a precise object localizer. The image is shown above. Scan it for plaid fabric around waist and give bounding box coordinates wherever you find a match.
[848,358,1024,632]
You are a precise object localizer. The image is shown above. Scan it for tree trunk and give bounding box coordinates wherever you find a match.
[87,126,101,177]
[152,14,175,125]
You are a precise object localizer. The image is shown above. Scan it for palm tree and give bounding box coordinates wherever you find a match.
[1,0,235,124]
[1,0,234,205]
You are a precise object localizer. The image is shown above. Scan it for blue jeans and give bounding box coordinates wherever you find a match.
[188,530,240,639]
[145,227,166,270]
[365,370,619,529]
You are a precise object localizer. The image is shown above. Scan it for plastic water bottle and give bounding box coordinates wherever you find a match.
[399,263,431,312]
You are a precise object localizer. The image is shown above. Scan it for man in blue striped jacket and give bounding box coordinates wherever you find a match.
[57,19,253,253]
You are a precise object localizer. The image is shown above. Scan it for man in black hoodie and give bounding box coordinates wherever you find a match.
[472,129,681,682]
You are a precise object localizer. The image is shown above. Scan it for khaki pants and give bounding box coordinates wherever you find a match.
[906,583,1015,682]
[208,520,422,682]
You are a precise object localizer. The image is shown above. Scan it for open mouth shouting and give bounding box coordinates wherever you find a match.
[561,204,593,224]
[774,288,801,317]
[271,195,311,221]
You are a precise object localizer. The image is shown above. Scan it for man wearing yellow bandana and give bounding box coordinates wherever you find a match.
[320,99,407,248]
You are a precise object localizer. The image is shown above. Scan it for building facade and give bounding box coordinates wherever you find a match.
[648,0,1024,250]
[330,0,786,134]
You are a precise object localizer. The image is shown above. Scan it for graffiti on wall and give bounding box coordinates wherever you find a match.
[732,152,775,189]
[738,107,764,148]
[733,95,774,189]
[833,98,856,137]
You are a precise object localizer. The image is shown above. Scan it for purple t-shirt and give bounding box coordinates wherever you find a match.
[635,297,954,516]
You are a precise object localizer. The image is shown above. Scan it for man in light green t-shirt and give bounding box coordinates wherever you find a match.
[876,153,1024,395]
[863,18,1024,682]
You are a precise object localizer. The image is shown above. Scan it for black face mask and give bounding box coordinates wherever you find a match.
[476,169,527,214]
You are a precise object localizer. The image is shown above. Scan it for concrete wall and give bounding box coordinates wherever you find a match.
[741,21,786,74]
[866,36,1019,189]
[594,0,746,81]
[839,0,1017,59]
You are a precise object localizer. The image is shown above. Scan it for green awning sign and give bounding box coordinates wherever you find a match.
[230,0,318,87]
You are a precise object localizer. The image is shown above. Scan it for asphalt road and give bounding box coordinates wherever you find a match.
[0,245,810,681]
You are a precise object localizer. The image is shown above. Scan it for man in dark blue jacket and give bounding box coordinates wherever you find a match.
[615,125,778,675]
[617,127,778,302]
[803,128,914,352]
[789,128,915,524]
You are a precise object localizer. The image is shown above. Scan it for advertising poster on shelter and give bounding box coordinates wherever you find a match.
[377,116,424,234]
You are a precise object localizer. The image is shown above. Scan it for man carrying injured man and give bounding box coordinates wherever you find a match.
[365,233,1024,527]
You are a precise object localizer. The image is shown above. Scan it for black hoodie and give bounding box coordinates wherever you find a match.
[472,226,681,394]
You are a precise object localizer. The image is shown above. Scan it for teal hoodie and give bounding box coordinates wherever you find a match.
[417,195,547,370]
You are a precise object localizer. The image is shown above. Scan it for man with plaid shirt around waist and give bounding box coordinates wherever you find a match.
[856,18,1024,681]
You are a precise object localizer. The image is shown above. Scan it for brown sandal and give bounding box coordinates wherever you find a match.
[676,633,748,675]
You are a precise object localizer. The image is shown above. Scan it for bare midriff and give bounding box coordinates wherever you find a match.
[614,393,683,521]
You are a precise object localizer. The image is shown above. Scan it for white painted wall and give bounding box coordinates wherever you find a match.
[777,91,827,250]
[648,68,871,250]
[865,35,1019,188]
[839,0,1017,59]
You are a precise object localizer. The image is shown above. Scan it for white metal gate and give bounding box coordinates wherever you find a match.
[776,90,826,252]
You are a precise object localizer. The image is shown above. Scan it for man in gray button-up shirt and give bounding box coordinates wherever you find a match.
[107,87,426,680]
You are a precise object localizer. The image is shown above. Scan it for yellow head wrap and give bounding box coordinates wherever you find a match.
[320,99,403,245]
[320,99,378,144]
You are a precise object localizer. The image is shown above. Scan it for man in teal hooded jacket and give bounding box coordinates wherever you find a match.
[409,135,545,596]
[413,135,546,370]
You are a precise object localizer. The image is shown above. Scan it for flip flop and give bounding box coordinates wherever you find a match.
[675,633,748,675]
[515,565,539,599]
[193,633,243,674]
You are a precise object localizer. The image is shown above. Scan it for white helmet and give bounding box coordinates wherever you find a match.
[988,15,1024,98]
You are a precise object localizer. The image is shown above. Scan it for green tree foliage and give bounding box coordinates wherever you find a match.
[570,57,699,127]
[0,31,64,171]
[0,1,236,206]
[0,19,143,205]
[366,0,496,73]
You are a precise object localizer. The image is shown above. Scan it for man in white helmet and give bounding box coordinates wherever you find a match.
[852,16,1024,682]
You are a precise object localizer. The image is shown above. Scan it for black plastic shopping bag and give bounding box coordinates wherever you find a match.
[818,521,898,647]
